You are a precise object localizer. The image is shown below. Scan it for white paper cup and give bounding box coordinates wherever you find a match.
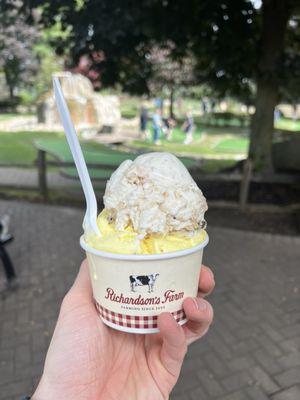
[80,234,209,334]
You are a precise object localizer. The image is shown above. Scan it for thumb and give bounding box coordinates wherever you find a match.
[69,258,93,299]
[157,313,187,379]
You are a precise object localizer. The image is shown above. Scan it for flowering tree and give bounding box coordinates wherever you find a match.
[70,52,105,90]
[148,44,195,117]
[0,0,39,99]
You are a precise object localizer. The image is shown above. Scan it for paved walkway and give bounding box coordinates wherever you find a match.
[0,200,299,400]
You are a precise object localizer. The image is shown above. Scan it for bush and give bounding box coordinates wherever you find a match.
[121,109,138,119]
[0,97,21,111]
[200,112,250,127]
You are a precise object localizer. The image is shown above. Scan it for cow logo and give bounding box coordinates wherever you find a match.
[130,274,160,293]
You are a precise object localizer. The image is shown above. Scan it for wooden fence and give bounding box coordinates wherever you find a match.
[36,149,300,208]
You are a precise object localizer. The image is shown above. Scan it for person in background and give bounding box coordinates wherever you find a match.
[152,108,163,144]
[201,98,207,114]
[139,104,149,139]
[182,111,195,144]
[210,98,216,113]
[274,108,282,123]
[162,116,176,140]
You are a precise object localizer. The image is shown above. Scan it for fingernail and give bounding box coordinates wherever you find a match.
[193,298,207,311]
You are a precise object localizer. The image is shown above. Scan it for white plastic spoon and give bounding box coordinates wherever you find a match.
[53,77,101,238]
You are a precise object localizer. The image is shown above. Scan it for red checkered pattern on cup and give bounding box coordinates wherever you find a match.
[96,302,186,329]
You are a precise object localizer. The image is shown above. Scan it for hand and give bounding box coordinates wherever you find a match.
[33,260,214,400]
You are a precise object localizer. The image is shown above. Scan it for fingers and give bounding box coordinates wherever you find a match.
[180,265,214,345]
[199,265,215,296]
[158,313,187,378]
[182,297,214,345]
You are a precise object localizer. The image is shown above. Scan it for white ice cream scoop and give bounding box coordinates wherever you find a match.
[104,152,207,235]
[53,77,101,238]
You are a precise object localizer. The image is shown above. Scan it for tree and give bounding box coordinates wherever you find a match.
[30,0,300,171]
[279,13,300,113]
[0,0,39,99]
[249,0,295,172]
[148,44,195,117]
[32,18,68,101]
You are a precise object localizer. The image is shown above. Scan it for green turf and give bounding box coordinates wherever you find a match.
[35,138,199,179]
[0,131,65,164]
[35,138,137,164]
[130,126,249,157]
[201,159,237,173]
[0,113,34,121]
[2,114,297,179]
[62,167,114,180]
[0,129,200,175]
[214,138,249,153]
[275,118,300,132]
[35,138,137,179]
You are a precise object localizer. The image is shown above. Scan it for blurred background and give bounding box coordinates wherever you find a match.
[0,0,299,399]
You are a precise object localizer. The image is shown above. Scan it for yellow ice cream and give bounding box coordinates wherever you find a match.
[86,210,207,254]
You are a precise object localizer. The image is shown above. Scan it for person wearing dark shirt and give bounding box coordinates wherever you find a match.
[140,105,148,138]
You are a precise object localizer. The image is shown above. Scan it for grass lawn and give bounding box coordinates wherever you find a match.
[201,159,237,173]
[0,131,65,165]
[275,117,300,132]
[35,138,200,178]
[0,113,34,121]
[0,131,126,166]
[1,115,297,177]
[129,126,249,158]
[214,138,249,153]
[0,128,244,177]
[0,131,201,179]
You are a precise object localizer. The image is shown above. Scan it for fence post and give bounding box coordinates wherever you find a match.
[37,149,48,200]
[239,159,252,210]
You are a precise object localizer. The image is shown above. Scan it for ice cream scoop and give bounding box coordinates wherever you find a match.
[103,152,207,236]
[87,209,207,254]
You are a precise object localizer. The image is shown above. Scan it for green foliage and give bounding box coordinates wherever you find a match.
[185,85,216,100]
[28,0,298,108]
[121,109,138,119]
[120,96,140,118]
[22,19,68,104]
[199,112,250,128]
[0,2,68,105]
[28,0,259,101]
[0,0,39,99]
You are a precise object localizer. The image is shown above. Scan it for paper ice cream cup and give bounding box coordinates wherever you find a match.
[80,234,209,334]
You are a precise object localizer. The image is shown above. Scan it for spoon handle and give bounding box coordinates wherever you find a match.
[53,77,100,237]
